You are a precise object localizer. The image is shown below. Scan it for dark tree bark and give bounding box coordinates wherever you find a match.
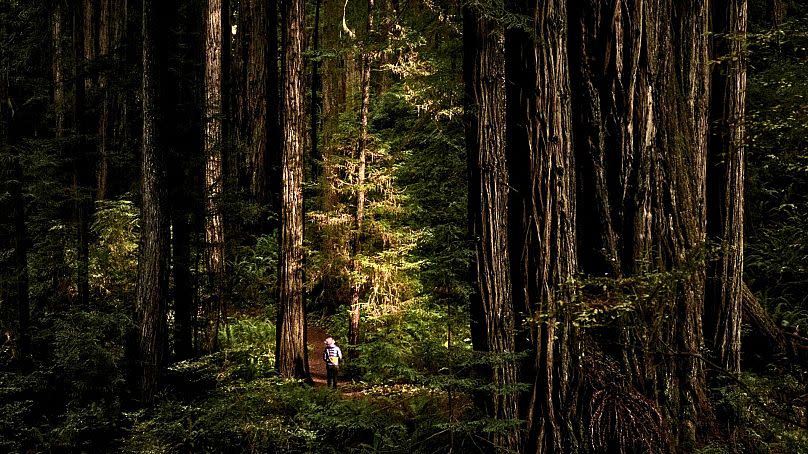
[506,1,579,451]
[96,0,126,200]
[168,0,203,360]
[73,0,94,307]
[137,0,170,403]
[276,0,309,380]
[240,0,272,202]
[96,0,111,200]
[463,4,520,450]
[267,0,281,213]
[707,0,747,375]
[570,0,712,447]
[771,0,786,27]
[203,0,228,351]
[50,0,73,307]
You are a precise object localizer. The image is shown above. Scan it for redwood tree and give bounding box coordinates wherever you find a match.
[203,0,228,351]
[506,1,579,451]
[570,0,712,447]
[276,0,309,380]
[707,0,747,375]
[136,0,170,403]
[463,3,520,450]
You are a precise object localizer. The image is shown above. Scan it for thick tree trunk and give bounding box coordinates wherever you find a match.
[137,0,169,403]
[707,0,747,375]
[169,0,202,361]
[276,0,309,380]
[231,0,276,203]
[242,0,271,202]
[203,0,228,351]
[570,0,712,447]
[506,1,579,451]
[463,4,520,450]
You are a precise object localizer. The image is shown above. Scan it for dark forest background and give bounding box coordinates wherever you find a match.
[1,0,807,452]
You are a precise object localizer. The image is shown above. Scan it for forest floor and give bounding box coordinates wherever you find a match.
[307,324,329,387]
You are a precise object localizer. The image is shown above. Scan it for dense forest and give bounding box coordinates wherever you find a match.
[1,0,807,452]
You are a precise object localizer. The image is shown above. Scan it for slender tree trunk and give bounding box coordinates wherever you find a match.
[50,0,72,308]
[463,4,520,450]
[707,0,747,374]
[309,0,321,179]
[73,0,93,307]
[506,1,579,451]
[267,0,280,213]
[97,0,110,200]
[10,150,30,364]
[348,0,374,352]
[771,0,786,27]
[276,0,309,380]
[203,0,228,351]
[137,0,169,403]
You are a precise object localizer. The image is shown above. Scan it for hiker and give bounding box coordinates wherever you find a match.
[322,336,342,389]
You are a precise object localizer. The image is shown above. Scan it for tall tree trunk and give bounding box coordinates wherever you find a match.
[506,1,579,451]
[240,0,271,202]
[203,0,228,351]
[707,0,747,374]
[463,4,520,450]
[348,0,373,352]
[73,0,93,307]
[10,149,30,365]
[570,0,712,447]
[97,0,111,200]
[169,0,202,360]
[267,0,280,213]
[309,0,321,179]
[51,0,72,307]
[96,0,125,200]
[771,0,786,27]
[276,0,309,380]
[137,0,169,403]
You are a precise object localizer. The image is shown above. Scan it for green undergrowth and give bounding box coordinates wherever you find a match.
[123,324,484,453]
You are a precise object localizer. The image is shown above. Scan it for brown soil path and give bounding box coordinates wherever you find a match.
[307,325,329,386]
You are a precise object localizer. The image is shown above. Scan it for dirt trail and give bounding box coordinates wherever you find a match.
[307,325,329,387]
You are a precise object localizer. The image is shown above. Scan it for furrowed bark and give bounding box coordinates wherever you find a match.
[464,4,520,450]
[707,0,747,375]
[137,0,170,403]
[203,0,228,351]
[507,1,579,451]
[570,0,712,448]
[276,0,309,380]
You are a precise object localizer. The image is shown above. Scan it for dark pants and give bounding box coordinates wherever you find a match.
[326,365,338,388]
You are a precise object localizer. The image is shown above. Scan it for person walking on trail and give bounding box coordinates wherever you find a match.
[323,337,342,389]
